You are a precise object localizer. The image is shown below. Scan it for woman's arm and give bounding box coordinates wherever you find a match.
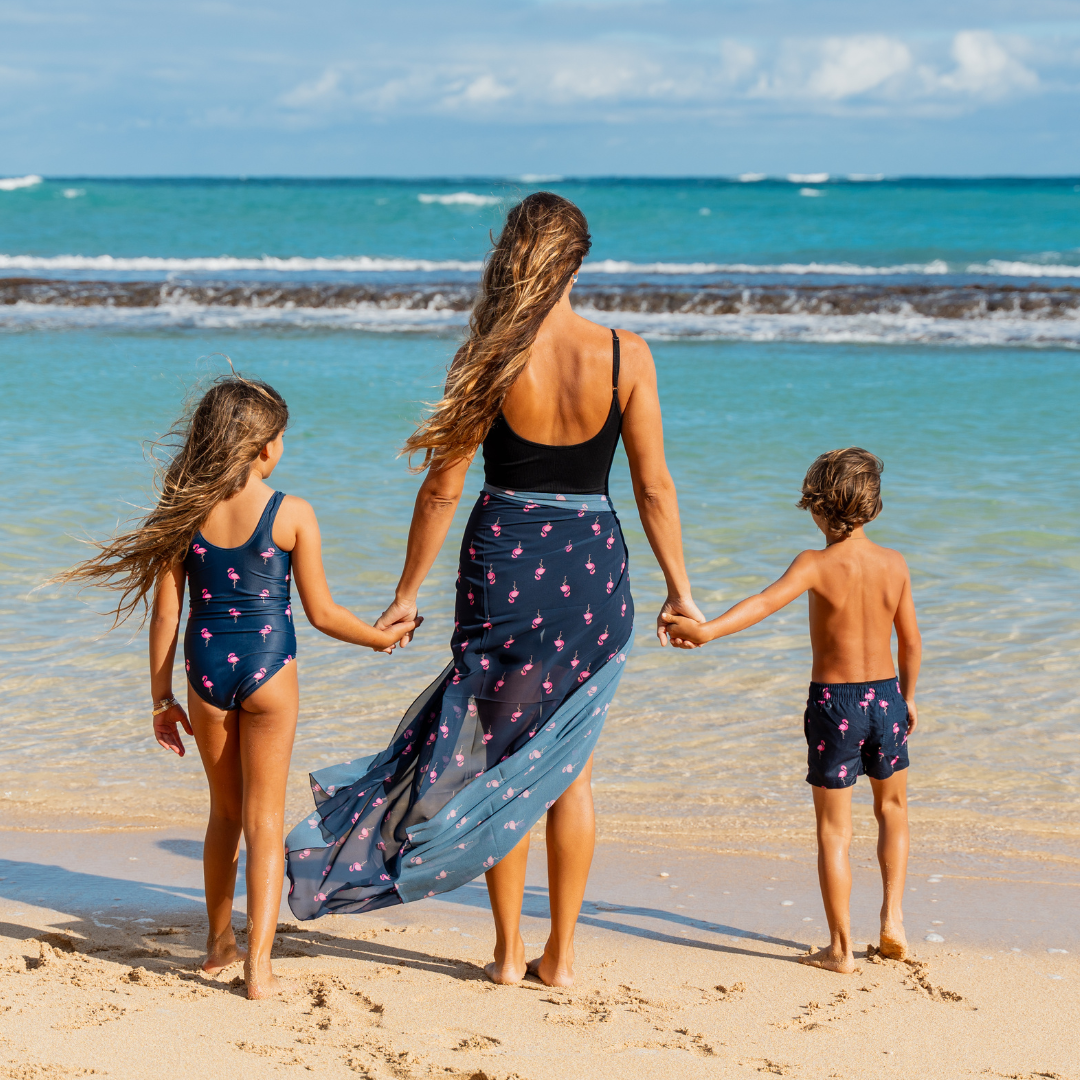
[287,498,419,650]
[893,566,921,733]
[617,332,704,646]
[149,562,192,755]
[372,454,473,648]
[662,551,817,645]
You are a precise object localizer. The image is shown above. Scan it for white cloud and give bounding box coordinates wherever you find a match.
[806,36,912,99]
[279,68,341,108]
[937,31,1038,97]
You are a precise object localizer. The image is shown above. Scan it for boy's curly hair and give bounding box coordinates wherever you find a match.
[798,448,884,535]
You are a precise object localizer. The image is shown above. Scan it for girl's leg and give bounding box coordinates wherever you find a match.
[484,832,531,984]
[801,783,856,974]
[869,770,909,959]
[238,662,299,999]
[529,753,595,988]
[186,690,245,973]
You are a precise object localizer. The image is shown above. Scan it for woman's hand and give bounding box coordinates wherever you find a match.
[657,594,705,648]
[154,703,193,757]
[373,596,421,653]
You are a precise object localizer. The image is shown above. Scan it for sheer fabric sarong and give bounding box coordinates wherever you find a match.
[285,486,634,917]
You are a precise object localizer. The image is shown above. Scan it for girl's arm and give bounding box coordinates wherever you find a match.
[893,567,921,733]
[617,332,704,646]
[372,454,474,647]
[661,551,818,645]
[288,499,418,650]
[149,562,193,756]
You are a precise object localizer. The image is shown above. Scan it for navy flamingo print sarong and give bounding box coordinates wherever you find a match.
[285,485,634,918]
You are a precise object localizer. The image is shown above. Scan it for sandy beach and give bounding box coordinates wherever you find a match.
[2,819,1076,1080]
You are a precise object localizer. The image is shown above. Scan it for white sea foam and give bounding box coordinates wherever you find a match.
[61,188,85,199]
[417,192,500,206]
[0,174,43,192]
[787,173,829,184]
[967,260,1080,278]
[580,258,951,276]
[738,173,767,182]
[518,174,563,183]
[848,173,885,182]
[0,254,485,273]
[799,188,826,198]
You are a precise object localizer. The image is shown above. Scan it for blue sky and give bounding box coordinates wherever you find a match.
[1,0,1078,176]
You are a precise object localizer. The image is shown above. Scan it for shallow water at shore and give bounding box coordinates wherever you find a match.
[1,329,1077,867]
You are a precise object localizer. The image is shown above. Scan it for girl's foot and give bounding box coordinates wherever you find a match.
[484,935,526,984]
[799,947,855,974]
[527,951,575,988]
[202,931,246,974]
[878,919,908,960]
[245,959,284,999]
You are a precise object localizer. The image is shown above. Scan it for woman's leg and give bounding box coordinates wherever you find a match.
[801,783,856,974]
[238,662,299,999]
[484,832,531,984]
[186,690,245,973]
[869,770,909,959]
[529,753,595,988]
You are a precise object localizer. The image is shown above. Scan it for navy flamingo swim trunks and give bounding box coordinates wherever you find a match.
[804,677,909,789]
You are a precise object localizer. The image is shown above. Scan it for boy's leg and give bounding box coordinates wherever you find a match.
[484,833,531,984]
[186,690,245,974]
[238,663,299,999]
[869,770,909,959]
[802,783,856,974]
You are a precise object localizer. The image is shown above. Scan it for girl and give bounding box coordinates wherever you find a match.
[60,374,417,998]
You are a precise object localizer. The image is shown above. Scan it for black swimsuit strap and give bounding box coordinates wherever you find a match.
[611,329,620,398]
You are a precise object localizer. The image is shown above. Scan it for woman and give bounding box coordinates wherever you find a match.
[285,192,702,987]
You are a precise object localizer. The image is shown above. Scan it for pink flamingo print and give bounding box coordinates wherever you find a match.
[578,667,591,683]
[560,577,570,597]
[606,574,614,595]
[838,718,848,737]
[202,675,214,694]
[866,688,876,700]
[541,522,552,537]
[534,560,545,581]
[482,733,493,744]
[511,707,523,723]
[467,588,475,606]
[349,862,364,872]
[564,540,573,553]
[192,542,208,561]
[570,651,580,669]
[512,543,523,559]
[253,667,267,684]
[621,596,627,617]
[480,654,490,670]
[185,659,190,672]
[491,518,501,537]
[606,530,614,550]
[258,625,272,642]
[892,722,900,735]
[229,607,240,622]
[880,699,888,713]
[283,654,293,664]
[493,677,505,692]
[199,588,211,601]
[554,632,565,651]
[440,723,449,737]
[598,627,609,647]
[531,611,543,629]
[455,753,465,767]
[487,565,496,584]
[542,674,553,695]
[838,765,848,780]
[259,589,269,602]
[520,656,534,676]
[468,541,476,558]
[482,493,490,507]
[227,568,240,587]
[260,546,275,564]
[200,627,212,646]
[817,741,825,753]
[583,605,593,624]
[591,516,601,536]
[508,583,519,604]
[285,603,291,621]
[227,652,239,670]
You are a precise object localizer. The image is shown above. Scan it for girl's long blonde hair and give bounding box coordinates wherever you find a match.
[402,191,591,471]
[58,374,289,627]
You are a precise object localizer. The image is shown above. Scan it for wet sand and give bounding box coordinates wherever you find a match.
[1,825,1076,1080]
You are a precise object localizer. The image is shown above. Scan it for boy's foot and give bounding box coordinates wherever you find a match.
[484,935,526,984]
[245,971,284,1000]
[202,936,246,974]
[799,947,856,974]
[878,920,908,960]
[526,954,575,988]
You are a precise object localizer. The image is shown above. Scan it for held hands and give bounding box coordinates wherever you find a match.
[660,610,713,648]
[656,595,706,649]
[371,612,423,653]
[154,703,193,757]
[373,597,422,654]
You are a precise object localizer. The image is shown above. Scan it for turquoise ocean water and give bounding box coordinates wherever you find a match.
[1,177,1078,861]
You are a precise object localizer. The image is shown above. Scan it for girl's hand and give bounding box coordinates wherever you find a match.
[373,597,421,653]
[904,699,918,735]
[657,595,705,648]
[660,611,711,647]
[370,614,423,653]
[154,703,193,757]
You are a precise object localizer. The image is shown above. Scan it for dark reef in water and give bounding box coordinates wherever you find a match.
[2,278,1079,320]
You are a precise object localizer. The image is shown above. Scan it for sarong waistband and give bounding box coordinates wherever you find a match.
[481,484,615,513]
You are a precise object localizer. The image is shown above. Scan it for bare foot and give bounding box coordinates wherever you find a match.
[879,919,908,960]
[245,971,284,1000]
[527,953,575,988]
[202,932,246,974]
[485,935,526,985]
[799,947,856,974]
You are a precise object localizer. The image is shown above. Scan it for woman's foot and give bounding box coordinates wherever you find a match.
[878,918,908,960]
[799,946,856,974]
[202,930,246,974]
[527,950,576,988]
[244,959,284,999]
[484,935,526,984]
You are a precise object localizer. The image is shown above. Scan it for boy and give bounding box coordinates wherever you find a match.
[663,447,921,972]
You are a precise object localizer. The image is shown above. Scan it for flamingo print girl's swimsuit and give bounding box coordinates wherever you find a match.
[183,490,297,709]
[803,677,909,789]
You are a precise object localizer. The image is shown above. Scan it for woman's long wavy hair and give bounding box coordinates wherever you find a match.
[402,191,591,471]
[57,374,289,628]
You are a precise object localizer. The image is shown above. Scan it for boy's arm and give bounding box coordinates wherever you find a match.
[662,551,818,645]
[149,562,192,755]
[893,564,921,732]
[289,499,419,651]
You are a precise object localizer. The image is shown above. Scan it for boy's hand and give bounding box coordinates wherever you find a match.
[154,704,192,757]
[372,616,422,653]
[904,699,918,734]
[660,612,712,646]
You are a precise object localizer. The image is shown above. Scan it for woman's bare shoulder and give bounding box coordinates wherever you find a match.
[612,329,655,380]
